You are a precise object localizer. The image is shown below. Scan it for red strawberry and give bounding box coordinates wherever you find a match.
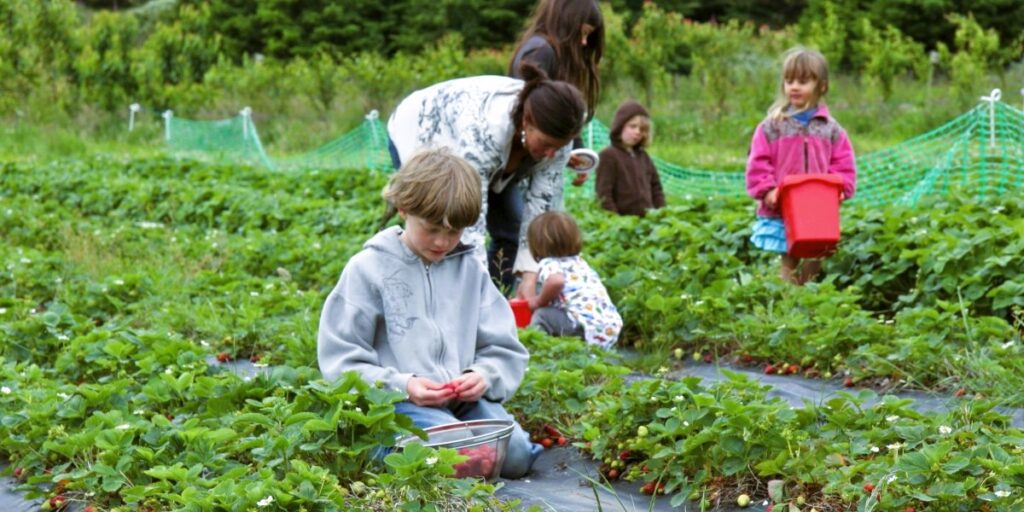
[741,354,754,363]
[619,450,632,461]
[216,352,230,363]
[84,507,96,512]
[543,424,562,437]
[954,387,966,397]
[904,508,916,512]
[49,495,67,510]
[12,467,23,479]
[249,353,261,363]
[864,482,875,493]
[557,436,568,446]
[540,438,553,449]
[607,468,619,479]
[640,482,656,495]
[844,376,855,387]
[764,364,776,375]
[702,353,713,363]
[786,364,799,375]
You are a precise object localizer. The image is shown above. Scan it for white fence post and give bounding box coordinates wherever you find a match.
[128,103,141,132]
[162,110,173,142]
[240,106,253,140]
[980,89,1001,148]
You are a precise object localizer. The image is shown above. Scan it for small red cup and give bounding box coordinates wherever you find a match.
[508,298,532,328]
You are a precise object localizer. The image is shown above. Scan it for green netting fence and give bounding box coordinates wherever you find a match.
[159,90,1024,207]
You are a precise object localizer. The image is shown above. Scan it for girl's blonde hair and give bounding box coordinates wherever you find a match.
[767,47,830,120]
[380,149,481,231]
[528,211,582,259]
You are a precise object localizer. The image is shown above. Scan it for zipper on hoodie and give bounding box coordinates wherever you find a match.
[423,262,449,381]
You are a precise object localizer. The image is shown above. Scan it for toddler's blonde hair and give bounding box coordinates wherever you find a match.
[381,149,481,230]
[767,47,830,121]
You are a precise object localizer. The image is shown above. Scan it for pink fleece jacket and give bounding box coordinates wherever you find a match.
[745,104,857,217]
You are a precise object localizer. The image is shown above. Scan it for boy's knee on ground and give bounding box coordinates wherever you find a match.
[501,429,540,479]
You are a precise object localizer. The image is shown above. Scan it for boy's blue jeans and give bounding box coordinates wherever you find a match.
[393,399,542,479]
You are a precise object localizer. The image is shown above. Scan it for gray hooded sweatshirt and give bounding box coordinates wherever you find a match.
[317,226,529,402]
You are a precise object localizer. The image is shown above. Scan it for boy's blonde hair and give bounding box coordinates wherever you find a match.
[767,47,830,120]
[381,149,481,230]
[528,211,582,259]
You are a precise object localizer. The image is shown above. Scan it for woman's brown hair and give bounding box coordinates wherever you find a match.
[511,62,587,142]
[528,211,583,259]
[509,0,603,119]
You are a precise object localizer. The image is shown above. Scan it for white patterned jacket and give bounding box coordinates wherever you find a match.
[387,75,571,274]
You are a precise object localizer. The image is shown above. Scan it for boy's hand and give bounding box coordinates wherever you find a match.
[406,376,456,407]
[764,188,779,209]
[448,372,487,403]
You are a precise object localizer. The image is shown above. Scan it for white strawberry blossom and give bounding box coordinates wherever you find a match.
[887,442,902,451]
[1,386,11,395]
[425,457,437,466]
[115,424,131,430]
[257,495,275,507]
[939,425,952,435]
[0,308,6,315]
[995,490,1011,498]
[870,446,880,453]
[885,415,899,422]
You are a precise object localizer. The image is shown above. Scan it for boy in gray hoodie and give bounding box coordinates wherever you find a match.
[317,150,540,478]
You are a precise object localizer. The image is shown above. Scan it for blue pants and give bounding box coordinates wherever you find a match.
[486,183,524,292]
[393,399,541,479]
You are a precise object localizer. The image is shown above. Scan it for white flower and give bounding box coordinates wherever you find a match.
[57,392,69,400]
[114,279,125,285]
[1003,340,1014,349]
[354,407,362,413]
[313,242,322,250]
[995,490,1011,498]
[54,277,62,284]
[425,457,437,466]
[20,257,30,264]
[673,395,684,402]
[683,421,690,427]
[0,308,6,315]
[250,291,259,297]
[57,335,69,341]
[115,424,131,430]
[200,340,210,347]
[870,446,880,453]
[939,425,953,435]
[885,474,897,484]
[887,442,902,451]
[134,409,146,415]
[257,495,275,507]
[164,367,174,374]
[886,415,899,423]
[136,221,164,229]
[1,386,11,395]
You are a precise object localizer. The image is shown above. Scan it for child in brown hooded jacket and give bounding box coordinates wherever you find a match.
[595,100,665,216]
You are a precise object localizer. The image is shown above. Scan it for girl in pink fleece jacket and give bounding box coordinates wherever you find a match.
[745,47,857,285]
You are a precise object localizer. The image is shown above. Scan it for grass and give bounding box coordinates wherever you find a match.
[4,63,1023,174]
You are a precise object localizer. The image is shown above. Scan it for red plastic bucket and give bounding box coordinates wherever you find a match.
[779,174,844,258]
[508,299,532,328]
